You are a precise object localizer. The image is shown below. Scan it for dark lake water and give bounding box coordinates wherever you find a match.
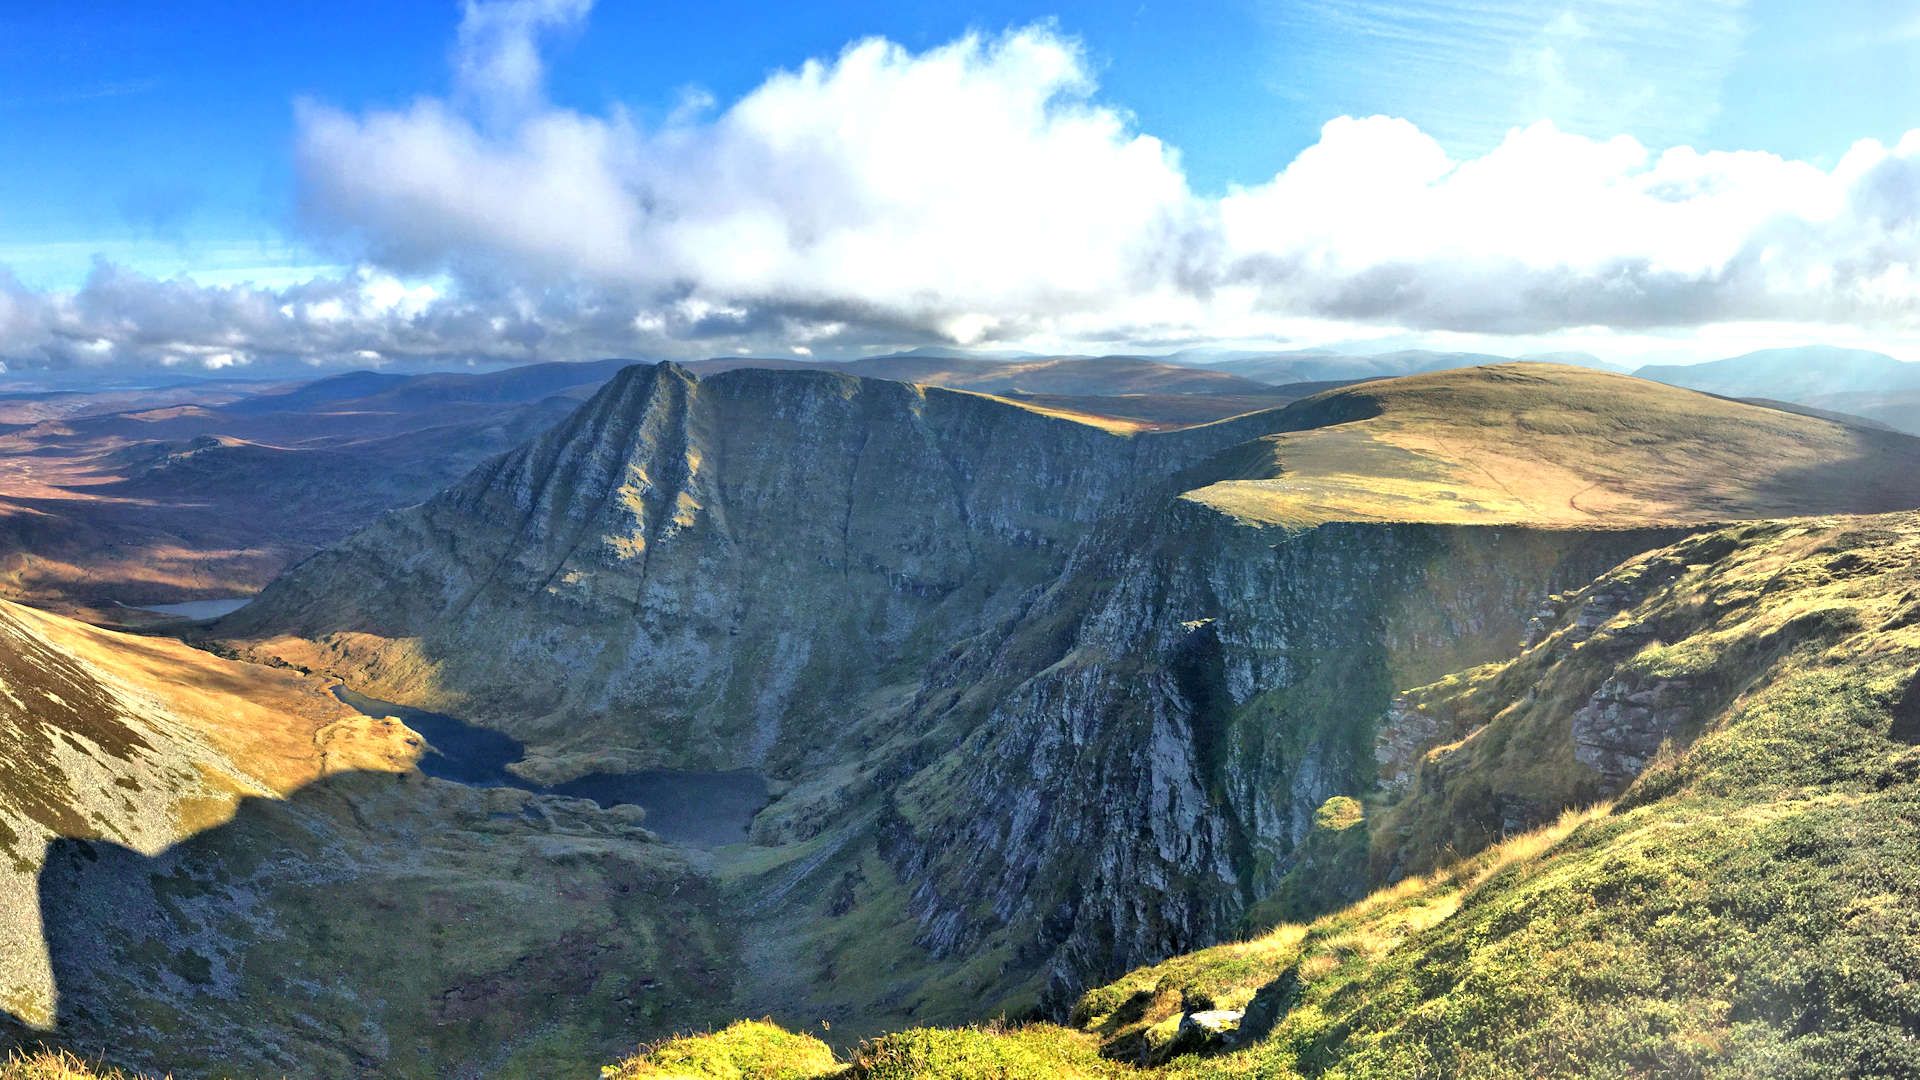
[331,686,768,847]
[132,597,253,620]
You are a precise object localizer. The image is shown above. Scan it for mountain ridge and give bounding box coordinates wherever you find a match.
[206,360,1920,1036]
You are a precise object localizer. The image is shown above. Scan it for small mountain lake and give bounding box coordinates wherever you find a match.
[331,686,768,847]
[131,597,254,620]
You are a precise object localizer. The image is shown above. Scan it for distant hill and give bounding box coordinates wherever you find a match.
[1178,348,1627,385]
[225,358,628,414]
[1184,363,1920,527]
[1635,346,1920,434]
[0,359,622,612]
[219,369,412,413]
[689,353,1277,396]
[690,347,1634,396]
[1787,387,1920,434]
[1634,345,1920,399]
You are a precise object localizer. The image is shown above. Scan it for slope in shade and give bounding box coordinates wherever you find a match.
[0,600,739,1079]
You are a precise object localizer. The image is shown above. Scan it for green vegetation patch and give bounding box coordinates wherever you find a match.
[606,1020,842,1079]
[850,1024,1119,1080]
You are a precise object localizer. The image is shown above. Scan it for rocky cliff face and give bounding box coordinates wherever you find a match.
[225,363,1749,1022]
[612,510,1920,1079]
[880,508,1685,1007]
[227,363,1268,780]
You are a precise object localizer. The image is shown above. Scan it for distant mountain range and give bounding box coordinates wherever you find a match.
[1634,345,1920,397]
[0,360,625,613]
[765,343,1920,433]
[4,341,1914,617]
[689,353,1280,395]
[1633,345,1920,433]
[1180,347,1624,384]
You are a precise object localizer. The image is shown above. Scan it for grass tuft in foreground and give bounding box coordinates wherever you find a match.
[604,1020,842,1079]
[0,1051,153,1080]
[849,1023,1118,1079]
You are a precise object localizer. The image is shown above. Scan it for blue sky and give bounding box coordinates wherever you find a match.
[0,1,1916,373]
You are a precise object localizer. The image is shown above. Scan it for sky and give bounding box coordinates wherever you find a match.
[0,0,1915,378]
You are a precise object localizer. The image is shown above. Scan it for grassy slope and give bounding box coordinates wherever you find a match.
[0,597,417,1028]
[0,600,731,1078]
[1186,363,1920,527]
[0,1050,147,1080]
[612,512,1920,1077]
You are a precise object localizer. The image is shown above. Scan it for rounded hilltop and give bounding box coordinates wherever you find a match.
[1181,362,1920,528]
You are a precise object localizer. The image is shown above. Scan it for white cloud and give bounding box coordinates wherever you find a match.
[452,0,591,113]
[297,23,1196,335]
[0,262,643,374]
[0,4,1916,373]
[1212,117,1920,332]
[288,9,1917,347]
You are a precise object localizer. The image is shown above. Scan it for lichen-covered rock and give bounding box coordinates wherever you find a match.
[1140,1008,1242,1064]
[1376,695,1443,793]
[1572,674,1697,788]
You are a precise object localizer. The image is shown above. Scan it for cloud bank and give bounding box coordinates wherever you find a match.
[2,3,1916,373]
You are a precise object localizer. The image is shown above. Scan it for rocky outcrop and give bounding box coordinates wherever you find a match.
[1571,674,1698,789]
[226,364,1271,781]
[1376,695,1447,793]
[881,506,1685,1008]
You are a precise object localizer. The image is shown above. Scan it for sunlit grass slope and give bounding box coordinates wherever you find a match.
[0,598,418,1028]
[0,1050,147,1080]
[1185,363,1920,527]
[614,511,1920,1077]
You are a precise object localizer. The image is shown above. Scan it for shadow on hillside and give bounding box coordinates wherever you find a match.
[3,768,734,1079]
[1745,427,1920,519]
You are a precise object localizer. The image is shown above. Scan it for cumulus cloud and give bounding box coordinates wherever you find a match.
[0,1,1915,373]
[451,0,591,113]
[290,7,1918,349]
[1216,118,1920,333]
[297,23,1198,346]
